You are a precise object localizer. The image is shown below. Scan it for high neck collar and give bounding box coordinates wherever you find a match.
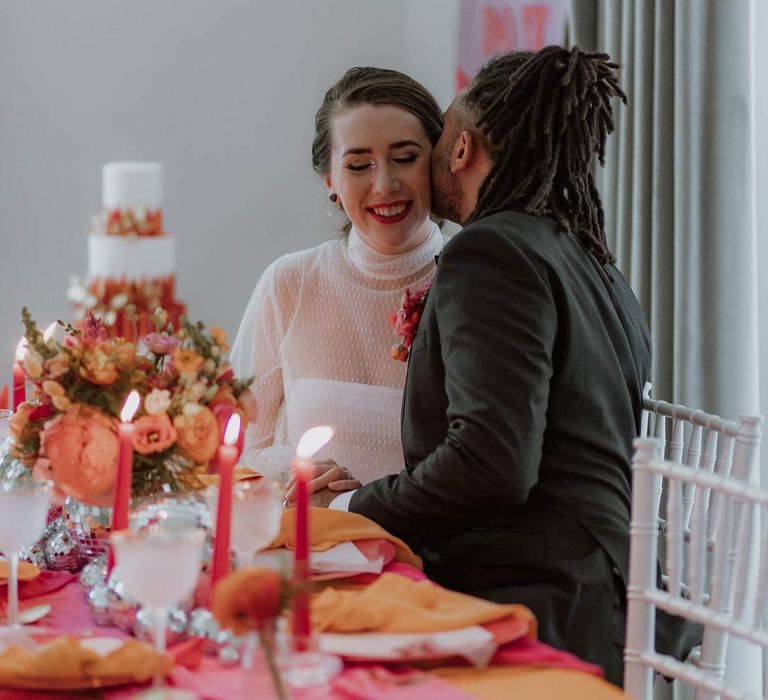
[346,222,443,280]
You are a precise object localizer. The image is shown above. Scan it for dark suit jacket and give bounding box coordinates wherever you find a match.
[349,210,653,680]
[350,210,648,577]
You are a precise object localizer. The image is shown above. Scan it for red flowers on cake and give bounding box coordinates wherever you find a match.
[388,280,432,362]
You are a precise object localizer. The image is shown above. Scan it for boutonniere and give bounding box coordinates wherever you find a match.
[388,280,432,362]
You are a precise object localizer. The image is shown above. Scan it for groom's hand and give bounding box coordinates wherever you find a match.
[284,460,361,505]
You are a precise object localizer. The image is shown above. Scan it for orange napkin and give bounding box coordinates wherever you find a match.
[0,561,40,582]
[195,466,262,489]
[0,637,172,684]
[271,508,422,569]
[311,572,537,637]
[433,667,626,700]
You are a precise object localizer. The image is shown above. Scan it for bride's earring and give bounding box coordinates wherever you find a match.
[328,193,339,216]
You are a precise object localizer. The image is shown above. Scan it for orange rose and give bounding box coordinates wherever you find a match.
[82,342,120,385]
[173,405,219,464]
[40,403,119,506]
[132,413,177,455]
[213,567,282,635]
[209,326,229,351]
[172,348,204,374]
[113,341,136,370]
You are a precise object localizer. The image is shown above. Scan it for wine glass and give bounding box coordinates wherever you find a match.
[203,480,283,570]
[0,478,51,632]
[111,526,205,688]
[231,480,283,570]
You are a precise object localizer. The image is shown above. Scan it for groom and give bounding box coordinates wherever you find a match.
[303,47,691,684]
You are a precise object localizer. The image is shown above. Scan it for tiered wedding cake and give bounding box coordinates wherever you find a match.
[68,162,186,340]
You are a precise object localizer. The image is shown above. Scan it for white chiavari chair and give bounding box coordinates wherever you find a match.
[639,388,763,698]
[625,425,765,700]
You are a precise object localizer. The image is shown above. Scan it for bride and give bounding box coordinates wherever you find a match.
[230,67,445,494]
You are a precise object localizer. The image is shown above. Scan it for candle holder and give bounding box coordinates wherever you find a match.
[278,632,342,688]
[281,425,341,688]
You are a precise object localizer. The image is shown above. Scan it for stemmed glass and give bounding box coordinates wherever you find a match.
[204,479,283,570]
[111,526,205,690]
[0,478,51,633]
[231,480,283,570]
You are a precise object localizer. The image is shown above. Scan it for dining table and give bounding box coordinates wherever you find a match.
[0,510,632,700]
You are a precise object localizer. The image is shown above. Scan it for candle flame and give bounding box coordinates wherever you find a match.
[43,323,57,342]
[14,338,27,362]
[223,413,242,446]
[296,426,334,458]
[120,390,141,423]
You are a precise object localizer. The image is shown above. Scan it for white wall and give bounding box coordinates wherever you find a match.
[0,0,464,361]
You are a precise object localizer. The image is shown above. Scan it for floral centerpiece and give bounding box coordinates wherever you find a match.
[10,308,255,506]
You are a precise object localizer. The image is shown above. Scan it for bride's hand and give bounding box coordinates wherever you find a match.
[284,460,362,504]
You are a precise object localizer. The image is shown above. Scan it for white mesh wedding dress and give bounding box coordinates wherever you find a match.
[230,223,444,484]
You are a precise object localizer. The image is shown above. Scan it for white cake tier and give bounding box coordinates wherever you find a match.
[88,234,175,281]
[103,162,162,210]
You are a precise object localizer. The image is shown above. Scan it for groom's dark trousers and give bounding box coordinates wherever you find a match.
[348,210,699,686]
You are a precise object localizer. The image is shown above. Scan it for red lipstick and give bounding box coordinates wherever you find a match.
[366,201,412,224]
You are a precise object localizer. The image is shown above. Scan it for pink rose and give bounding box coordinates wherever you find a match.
[132,413,177,455]
[40,404,119,507]
[144,333,180,356]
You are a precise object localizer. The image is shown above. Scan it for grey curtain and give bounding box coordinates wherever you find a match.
[570,0,759,423]
[570,2,762,696]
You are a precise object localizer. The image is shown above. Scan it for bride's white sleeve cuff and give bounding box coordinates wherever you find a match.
[329,490,356,511]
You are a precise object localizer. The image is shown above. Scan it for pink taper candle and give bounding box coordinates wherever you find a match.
[107,390,141,574]
[12,339,26,413]
[291,455,313,650]
[291,426,334,652]
[210,413,242,589]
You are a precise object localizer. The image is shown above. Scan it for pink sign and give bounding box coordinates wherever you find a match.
[456,0,568,91]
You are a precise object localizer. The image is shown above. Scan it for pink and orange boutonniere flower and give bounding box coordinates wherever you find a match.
[388,280,432,362]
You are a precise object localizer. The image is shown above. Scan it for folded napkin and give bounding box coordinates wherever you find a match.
[311,573,536,636]
[271,509,422,569]
[0,561,40,583]
[0,636,171,684]
[195,465,262,489]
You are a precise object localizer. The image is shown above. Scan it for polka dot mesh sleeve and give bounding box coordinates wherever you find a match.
[230,224,445,484]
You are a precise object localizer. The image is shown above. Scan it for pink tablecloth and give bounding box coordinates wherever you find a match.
[0,566,605,700]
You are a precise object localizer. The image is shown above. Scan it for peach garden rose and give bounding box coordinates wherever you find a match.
[40,403,119,506]
[173,405,219,464]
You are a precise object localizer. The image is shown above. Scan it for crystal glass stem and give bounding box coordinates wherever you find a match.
[6,551,19,627]
[152,605,168,686]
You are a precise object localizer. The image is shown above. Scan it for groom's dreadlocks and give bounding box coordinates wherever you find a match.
[463,46,627,266]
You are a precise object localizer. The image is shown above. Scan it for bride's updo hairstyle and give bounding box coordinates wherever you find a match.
[312,67,443,175]
[312,67,443,232]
